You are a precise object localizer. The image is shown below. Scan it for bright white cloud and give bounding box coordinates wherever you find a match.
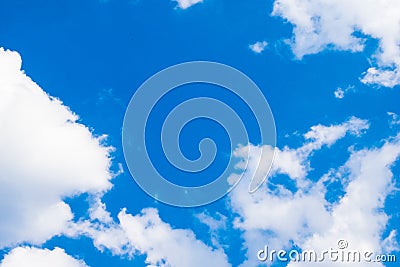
[0,47,230,267]
[272,117,369,183]
[65,199,132,257]
[227,118,400,267]
[230,172,330,266]
[229,117,369,204]
[73,206,231,267]
[272,146,306,180]
[272,0,400,87]
[362,67,400,88]
[288,134,400,267]
[0,47,113,247]
[65,201,231,267]
[118,208,230,267]
[302,116,368,148]
[0,247,88,267]
[174,0,203,9]
[2,45,397,267]
[249,41,268,54]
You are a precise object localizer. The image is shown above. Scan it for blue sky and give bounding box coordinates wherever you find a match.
[1,0,400,266]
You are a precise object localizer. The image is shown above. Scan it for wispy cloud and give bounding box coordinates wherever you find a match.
[227,118,400,266]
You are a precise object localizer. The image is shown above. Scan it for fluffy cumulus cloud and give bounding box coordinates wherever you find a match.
[67,203,231,267]
[0,247,88,267]
[0,47,230,267]
[249,41,268,54]
[0,47,113,247]
[289,135,400,267]
[272,0,400,88]
[118,208,230,267]
[228,118,399,266]
[174,0,203,9]
[2,45,398,267]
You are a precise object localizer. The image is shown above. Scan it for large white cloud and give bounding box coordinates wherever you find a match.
[0,47,113,248]
[272,0,400,88]
[0,47,231,267]
[0,247,88,267]
[229,118,399,266]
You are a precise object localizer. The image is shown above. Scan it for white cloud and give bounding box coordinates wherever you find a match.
[272,146,306,180]
[272,0,400,87]
[229,144,275,192]
[3,45,397,267]
[388,112,400,126]
[174,0,203,9]
[118,208,230,267]
[381,230,399,254]
[0,247,88,267]
[0,47,230,267]
[227,118,400,267]
[230,177,330,266]
[195,211,228,248]
[271,117,369,183]
[0,47,113,247]
[334,88,345,99]
[288,135,400,267]
[333,85,355,99]
[302,117,368,148]
[229,117,369,206]
[195,212,227,231]
[362,67,400,88]
[64,201,231,267]
[78,207,231,267]
[249,41,268,54]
